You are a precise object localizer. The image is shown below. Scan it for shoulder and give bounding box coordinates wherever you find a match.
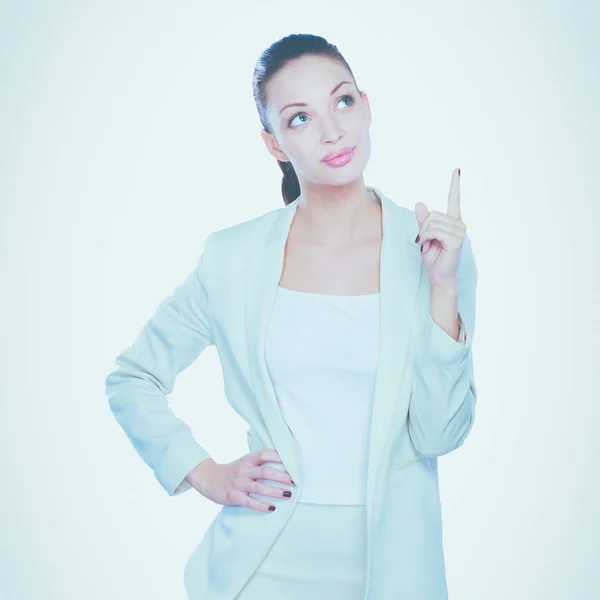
[202,202,289,262]
[393,202,420,238]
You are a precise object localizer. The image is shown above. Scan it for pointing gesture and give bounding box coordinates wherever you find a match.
[414,168,466,289]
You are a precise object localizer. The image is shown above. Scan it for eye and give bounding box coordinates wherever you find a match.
[288,94,355,128]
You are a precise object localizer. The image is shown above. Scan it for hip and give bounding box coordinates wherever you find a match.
[235,500,368,599]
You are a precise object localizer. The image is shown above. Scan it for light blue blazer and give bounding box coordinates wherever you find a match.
[105,185,478,599]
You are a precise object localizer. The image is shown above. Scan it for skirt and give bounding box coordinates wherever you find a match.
[235,500,368,599]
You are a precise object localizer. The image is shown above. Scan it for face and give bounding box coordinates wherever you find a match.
[261,54,372,188]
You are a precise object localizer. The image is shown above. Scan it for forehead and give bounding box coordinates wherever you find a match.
[266,55,350,106]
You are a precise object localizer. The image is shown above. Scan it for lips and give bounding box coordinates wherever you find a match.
[321,146,355,163]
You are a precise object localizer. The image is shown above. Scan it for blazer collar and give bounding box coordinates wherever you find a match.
[244,186,424,507]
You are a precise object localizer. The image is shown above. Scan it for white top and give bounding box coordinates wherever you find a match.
[264,285,380,505]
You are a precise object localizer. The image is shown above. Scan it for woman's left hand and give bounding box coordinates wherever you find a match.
[414,168,466,289]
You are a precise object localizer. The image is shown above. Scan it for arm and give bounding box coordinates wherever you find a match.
[105,233,216,496]
[408,231,478,457]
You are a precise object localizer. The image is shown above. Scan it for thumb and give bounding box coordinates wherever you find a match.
[414,202,429,226]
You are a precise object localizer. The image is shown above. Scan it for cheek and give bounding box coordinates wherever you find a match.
[357,114,372,135]
[286,144,321,175]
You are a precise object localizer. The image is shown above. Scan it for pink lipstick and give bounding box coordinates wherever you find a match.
[321,146,356,167]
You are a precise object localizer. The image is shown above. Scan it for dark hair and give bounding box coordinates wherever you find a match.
[252,33,359,205]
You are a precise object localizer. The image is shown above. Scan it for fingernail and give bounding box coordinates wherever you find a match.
[283,491,292,497]
[415,234,420,243]
[458,168,461,176]
[269,505,276,511]
[420,244,424,252]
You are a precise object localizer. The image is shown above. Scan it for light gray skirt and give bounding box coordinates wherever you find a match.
[235,500,368,599]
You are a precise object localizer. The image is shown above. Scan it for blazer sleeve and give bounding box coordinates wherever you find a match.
[408,231,478,458]
[105,233,216,496]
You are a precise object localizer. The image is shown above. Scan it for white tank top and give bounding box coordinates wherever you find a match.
[264,285,380,505]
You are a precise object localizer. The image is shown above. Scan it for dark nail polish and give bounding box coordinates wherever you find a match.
[458,168,461,176]
[269,505,276,511]
[283,491,292,497]
[420,244,423,252]
[415,234,420,243]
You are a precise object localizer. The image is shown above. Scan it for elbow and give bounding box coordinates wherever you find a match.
[408,363,478,458]
[408,405,475,458]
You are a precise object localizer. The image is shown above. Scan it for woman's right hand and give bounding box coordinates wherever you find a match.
[185,450,296,512]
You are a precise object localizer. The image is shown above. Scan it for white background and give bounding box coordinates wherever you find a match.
[1,0,598,598]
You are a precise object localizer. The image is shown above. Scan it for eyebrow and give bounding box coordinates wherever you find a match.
[278,80,352,116]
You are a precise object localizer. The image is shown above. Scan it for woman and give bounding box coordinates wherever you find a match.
[106,33,478,600]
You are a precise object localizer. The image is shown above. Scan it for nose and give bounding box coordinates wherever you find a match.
[320,116,344,144]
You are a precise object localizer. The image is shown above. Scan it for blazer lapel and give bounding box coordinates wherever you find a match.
[365,188,424,507]
[244,187,424,503]
[244,200,302,480]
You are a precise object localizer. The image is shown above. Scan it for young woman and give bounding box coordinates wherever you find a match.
[106,33,478,600]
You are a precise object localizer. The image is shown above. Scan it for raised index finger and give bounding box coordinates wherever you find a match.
[447,168,461,220]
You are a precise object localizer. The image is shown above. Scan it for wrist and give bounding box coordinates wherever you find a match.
[185,457,216,486]
[430,281,458,295]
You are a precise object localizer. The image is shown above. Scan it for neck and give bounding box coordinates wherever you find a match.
[294,179,381,246]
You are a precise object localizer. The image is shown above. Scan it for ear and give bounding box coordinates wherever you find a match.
[261,128,289,162]
[360,90,372,125]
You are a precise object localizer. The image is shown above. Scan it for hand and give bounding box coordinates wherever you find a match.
[185,450,296,512]
[414,168,466,289]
